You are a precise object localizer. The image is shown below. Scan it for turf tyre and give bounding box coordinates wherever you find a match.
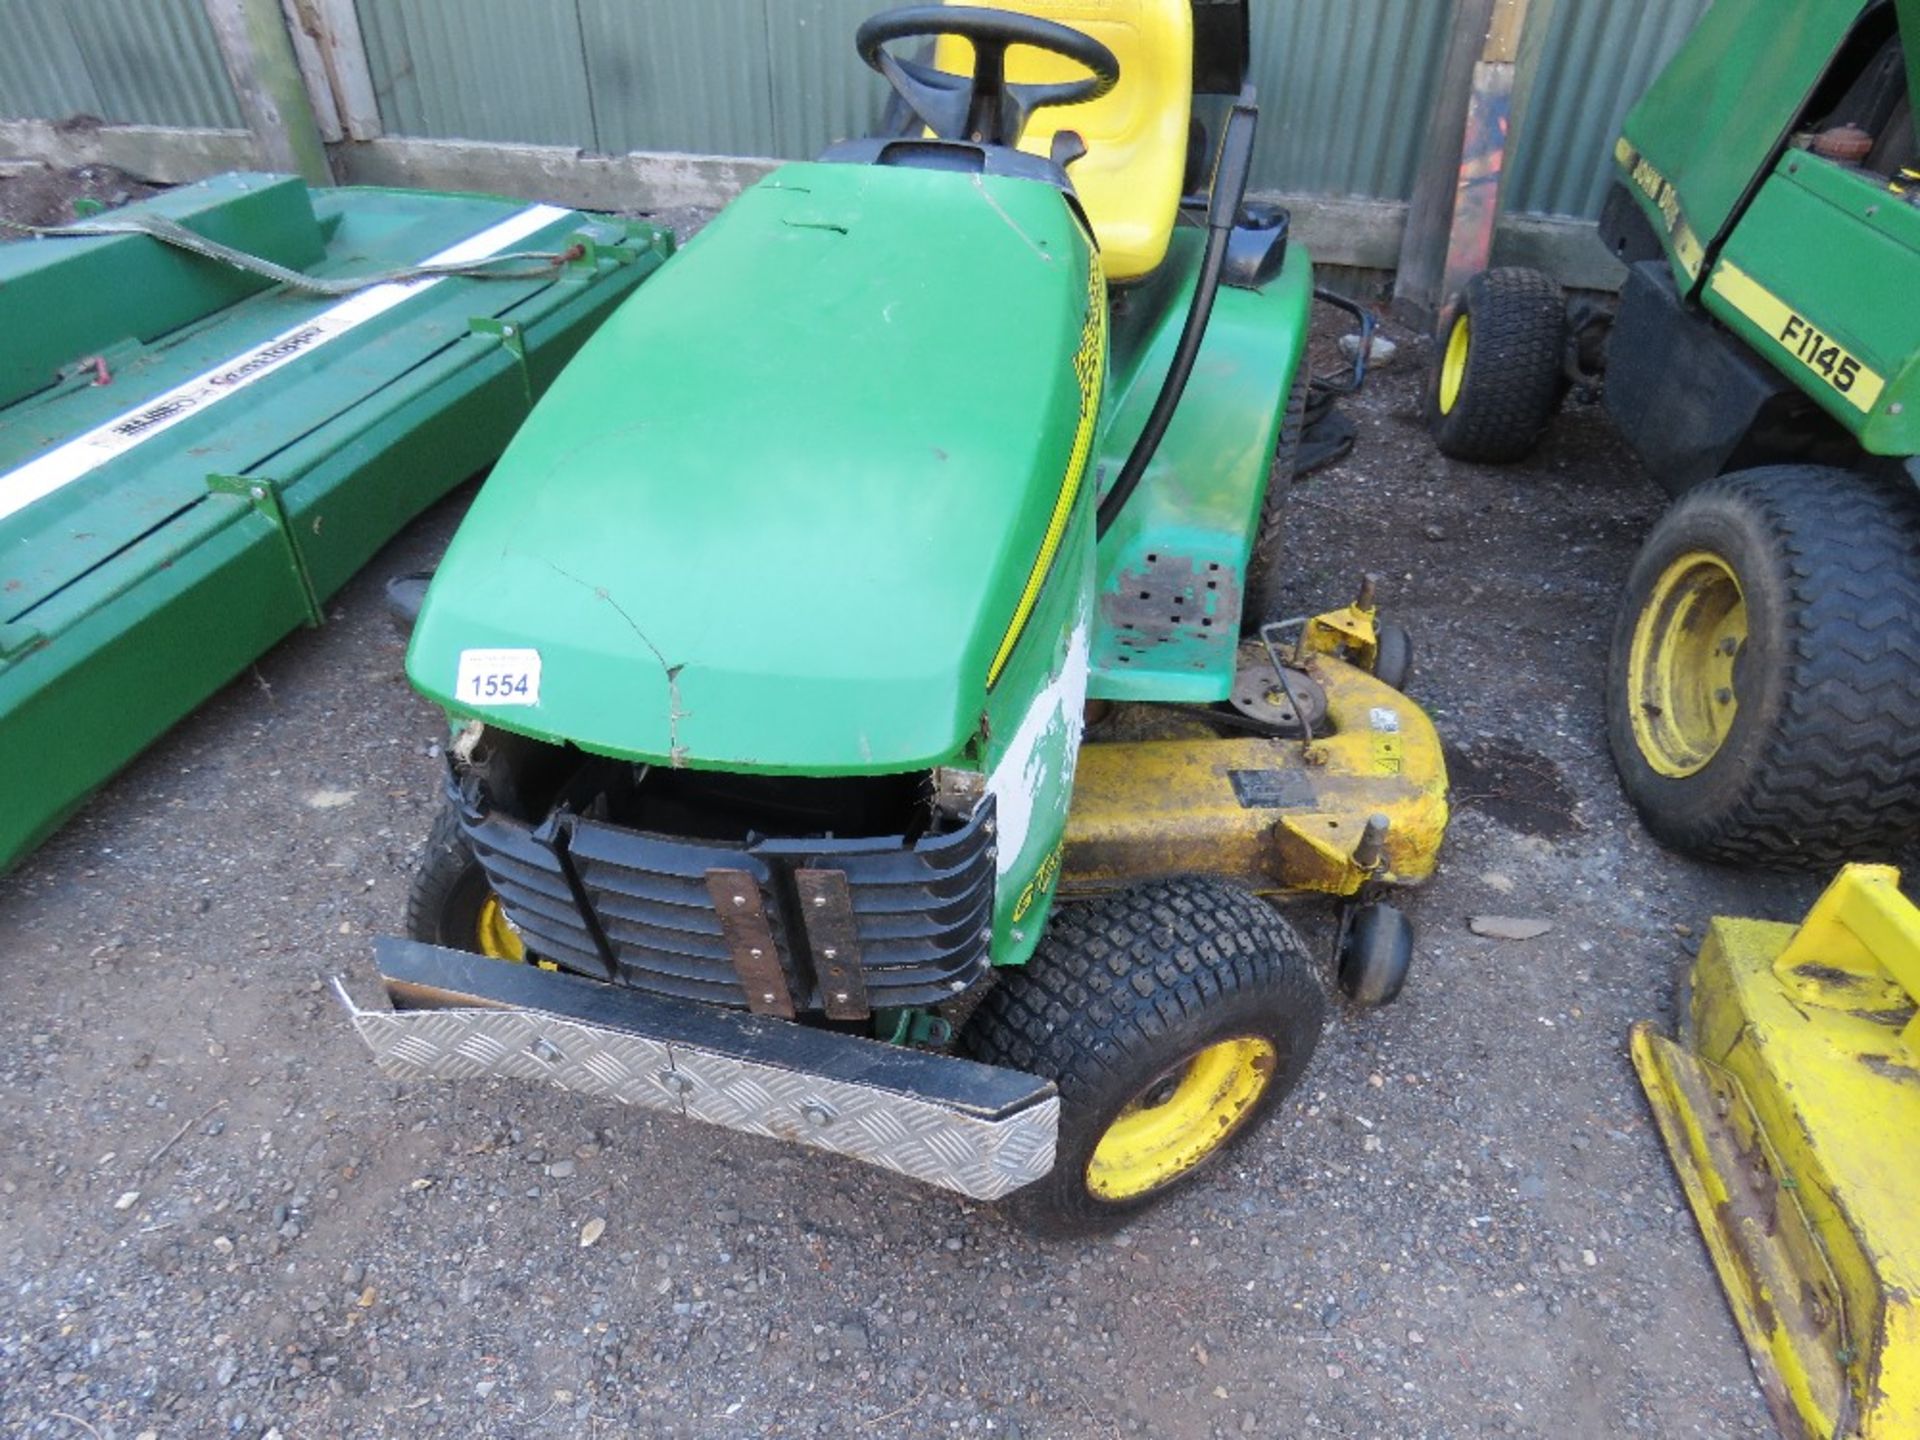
[963,877,1326,1236]
[1427,267,1566,464]
[406,803,495,950]
[1605,466,1920,867]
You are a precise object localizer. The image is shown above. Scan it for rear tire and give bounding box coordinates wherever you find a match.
[963,877,1325,1236]
[1427,267,1566,464]
[1605,466,1920,867]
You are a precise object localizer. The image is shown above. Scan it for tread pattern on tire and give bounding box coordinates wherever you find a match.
[963,877,1325,1232]
[1429,267,1565,465]
[405,803,483,946]
[1612,467,1920,867]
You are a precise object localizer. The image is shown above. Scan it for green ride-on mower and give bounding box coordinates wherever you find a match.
[1428,0,1920,869]
[338,0,1451,1235]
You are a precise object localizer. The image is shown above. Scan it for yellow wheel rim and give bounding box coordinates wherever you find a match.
[1627,550,1748,778]
[475,894,527,962]
[1438,313,1470,415]
[1086,1036,1277,1202]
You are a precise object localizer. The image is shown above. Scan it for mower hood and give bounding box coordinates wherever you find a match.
[409,162,1096,772]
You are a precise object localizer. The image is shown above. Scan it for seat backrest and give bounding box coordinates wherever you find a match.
[934,0,1193,282]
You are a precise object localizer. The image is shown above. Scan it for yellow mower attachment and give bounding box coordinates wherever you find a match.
[1063,649,1448,899]
[1630,865,1920,1440]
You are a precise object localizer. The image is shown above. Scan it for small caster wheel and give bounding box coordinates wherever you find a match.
[1338,902,1413,1006]
[1373,622,1412,691]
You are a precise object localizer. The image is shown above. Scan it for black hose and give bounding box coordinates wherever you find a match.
[1096,89,1258,538]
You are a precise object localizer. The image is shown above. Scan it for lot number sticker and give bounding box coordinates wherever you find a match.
[457,648,542,707]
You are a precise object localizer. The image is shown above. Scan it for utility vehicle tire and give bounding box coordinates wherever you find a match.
[1373,622,1413,692]
[406,804,527,960]
[1427,267,1566,464]
[1244,368,1311,631]
[963,877,1325,1236]
[1606,466,1920,867]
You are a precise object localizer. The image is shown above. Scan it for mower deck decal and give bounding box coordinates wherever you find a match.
[986,256,1108,688]
[1710,260,1886,412]
[0,204,573,526]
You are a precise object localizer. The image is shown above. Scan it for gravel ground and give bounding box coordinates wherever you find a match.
[0,257,1819,1439]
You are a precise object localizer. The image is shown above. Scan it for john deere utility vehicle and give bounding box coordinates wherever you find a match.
[1428,0,1920,868]
[339,0,1450,1234]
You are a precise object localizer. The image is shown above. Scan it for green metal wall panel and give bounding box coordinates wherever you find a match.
[1249,0,1453,200]
[0,0,240,129]
[1507,0,1714,218]
[581,0,777,157]
[356,0,596,146]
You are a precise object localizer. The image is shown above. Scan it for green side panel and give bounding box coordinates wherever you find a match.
[1905,0,1920,114]
[979,491,1095,972]
[0,174,325,410]
[1702,154,1920,455]
[0,180,671,872]
[410,161,1093,776]
[1087,232,1312,703]
[1619,0,1868,272]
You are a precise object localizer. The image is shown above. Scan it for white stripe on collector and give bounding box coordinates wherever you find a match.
[0,203,572,527]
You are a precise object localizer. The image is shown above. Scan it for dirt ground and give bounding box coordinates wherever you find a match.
[0,161,159,234]
[0,270,1816,1439]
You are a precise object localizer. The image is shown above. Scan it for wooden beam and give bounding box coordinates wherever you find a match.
[0,120,256,182]
[0,120,1622,290]
[286,0,382,142]
[201,0,332,184]
[1392,0,1500,328]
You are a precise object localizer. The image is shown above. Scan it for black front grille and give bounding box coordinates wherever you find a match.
[456,792,996,1013]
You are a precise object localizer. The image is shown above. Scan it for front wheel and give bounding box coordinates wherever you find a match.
[1605,466,1920,867]
[406,803,528,960]
[963,877,1326,1236]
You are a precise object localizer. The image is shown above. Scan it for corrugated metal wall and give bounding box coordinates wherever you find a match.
[0,0,242,130]
[348,0,1459,200]
[1506,0,1715,217]
[0,0,1716,225]
[1250,0,1453,199]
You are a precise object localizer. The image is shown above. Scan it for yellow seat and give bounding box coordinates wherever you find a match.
[935,0,1193,282]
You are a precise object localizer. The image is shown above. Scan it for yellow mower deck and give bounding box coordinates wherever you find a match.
[1064,652,1448,898]
[1630,865,1920,1440]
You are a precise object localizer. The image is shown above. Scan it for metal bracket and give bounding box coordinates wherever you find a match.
[795,868,871,1021]
[207,473,325,626]
[469,316,532,409]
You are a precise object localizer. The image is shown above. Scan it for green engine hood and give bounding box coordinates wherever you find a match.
[410,161,1094,773]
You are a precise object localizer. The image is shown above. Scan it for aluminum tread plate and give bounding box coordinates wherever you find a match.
[336,949,1057,1201]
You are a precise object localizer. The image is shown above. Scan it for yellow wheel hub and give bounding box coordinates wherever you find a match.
[1628,550,1748,778]
[1438,313,1470,415]
[475,894,527,962]
[1086,1036,1276,1201]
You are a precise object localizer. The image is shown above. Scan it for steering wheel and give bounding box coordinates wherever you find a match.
[856,5,1120,149]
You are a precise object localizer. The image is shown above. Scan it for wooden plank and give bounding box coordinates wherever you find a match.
[1435,0,1549,314]
[0,119,255,182]
[279,0,343,141]
[1391,0,1499,328]
[288,0,381,141]
[200,0,331,184]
